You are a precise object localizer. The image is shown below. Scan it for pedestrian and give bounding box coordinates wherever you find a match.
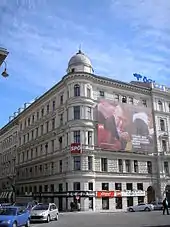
[163,197,169,215]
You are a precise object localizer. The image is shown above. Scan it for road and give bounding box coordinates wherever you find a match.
[31,211,170,227]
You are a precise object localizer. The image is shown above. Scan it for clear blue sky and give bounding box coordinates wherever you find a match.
[0,0,170,127]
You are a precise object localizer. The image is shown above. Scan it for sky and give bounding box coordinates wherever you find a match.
[0,0,170,127]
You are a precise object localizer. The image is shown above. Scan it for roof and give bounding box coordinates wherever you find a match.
[68,50,92,68]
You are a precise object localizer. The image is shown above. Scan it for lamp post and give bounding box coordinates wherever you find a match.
[1,61,9,78]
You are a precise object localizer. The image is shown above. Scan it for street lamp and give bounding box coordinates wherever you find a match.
[1,61,9,78]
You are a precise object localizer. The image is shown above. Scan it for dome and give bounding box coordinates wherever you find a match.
[68,50,92,68]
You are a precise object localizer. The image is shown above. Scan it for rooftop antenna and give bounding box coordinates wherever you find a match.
[78,44,82,54]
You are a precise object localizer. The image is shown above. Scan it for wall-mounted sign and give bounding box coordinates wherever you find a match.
[133,73,155,83]
[96,191,114,198]
[70,143,82,154]
[121,190,145,197]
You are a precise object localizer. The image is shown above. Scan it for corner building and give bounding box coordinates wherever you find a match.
[1,50,157,211]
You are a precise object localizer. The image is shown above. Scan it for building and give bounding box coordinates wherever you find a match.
[0,47,8,67]
[151,83,170,203]
[0,119,18,203]
[0,50,158,211]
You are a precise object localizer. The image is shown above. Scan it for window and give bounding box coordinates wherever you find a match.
[160,119,165,131]
[88,156,93,171]
[51,140,55,152]
[44,185,48,192]
[88,131,92,145]
[71,68,75,72]
[46,121,49,133]
[59,183,63,192]
[142,99,147,107]
[27,133,29,141]
[41,125,43,135]
[125,160,131,172]
[73,182,80,191]
[60,114,63,125]
[88,182,93,191]
[39,185,42,192]
[60,95,63,105]
[126,183,133,191]
[74,106,80,120]
[51,162,54,174]
[115,197,122,209]
[168,103,170,112]
[45,143,48,153]
[122,96,127,103]
[32,114,35,123]
[59,160,62,173]
[102,198,109,210]
[129,97,133,104]
[74,131,80,143]
[74,84,80,97]
[134,160,138,173]
[102,183,109,190]
[101,158,107,172]
[52,100,56,111]
[28,117,31,126]
[52,118,55,130]
[115,94,119,101]
[36,111,39,120]
[147,161,152,174]
[87,88,91,98]
[99,91,104,97]
[115,183,122,191]
[137,183,143,191]
[73,156,81,171]
[127,197,133,207]
[118,159,123,172]
[164,161,169,175]
[31,130,34,140]
[158,100,163,111]
[87,107,92,119]
[41,108,44,117]
[162,140,167,152]
[50,184,54,192]
[46,104,50,114]
[36,128,38,137]
[59,137,62,149]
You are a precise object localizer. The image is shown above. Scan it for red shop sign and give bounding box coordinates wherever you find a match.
[97,191,114,198]
[70,143,82,154]
[115,191,122,197]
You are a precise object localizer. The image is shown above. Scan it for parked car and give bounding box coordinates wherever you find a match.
[30,203,58,223]
[127,203,154,212]
[0,206,30,227]
[151,201,163,210]
[13,201,38,212]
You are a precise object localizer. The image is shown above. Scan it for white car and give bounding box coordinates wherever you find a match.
[30,203,59,222]
[127,203,154,212]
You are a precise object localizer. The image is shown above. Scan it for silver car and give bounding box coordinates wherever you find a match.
[127,203,154,212]
[30,203,59,222]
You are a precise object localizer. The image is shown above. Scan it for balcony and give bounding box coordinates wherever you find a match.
[0,47,9,66]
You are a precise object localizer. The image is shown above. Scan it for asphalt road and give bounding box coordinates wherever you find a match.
[31,211,170,227]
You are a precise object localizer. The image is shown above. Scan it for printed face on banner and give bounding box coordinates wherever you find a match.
[94,99,154,153]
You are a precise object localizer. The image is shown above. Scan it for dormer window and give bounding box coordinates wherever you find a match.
[71,68,75,72]
[74,84,80,97]
[122,96,127,103]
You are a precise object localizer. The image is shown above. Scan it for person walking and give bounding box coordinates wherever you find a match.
[163,197,169,215]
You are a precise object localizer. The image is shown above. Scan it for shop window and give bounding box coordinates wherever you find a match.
[73,182,80,191]
[127,197,133,207]
[88,182,93,191]
[126,183,133,191]
[115,197,122,209]
[102,183,109,190]
[115,183,122,191]
[33,186,37,193]
[44,185,48,192]
[138,196,144,204]
[137,183,143,191]
[102,197,109,210]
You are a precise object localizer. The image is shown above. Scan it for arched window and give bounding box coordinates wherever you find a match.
[158,100,163,111]
[74,84,80,97]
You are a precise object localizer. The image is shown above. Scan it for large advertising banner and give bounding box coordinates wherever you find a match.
[95,99,154,153]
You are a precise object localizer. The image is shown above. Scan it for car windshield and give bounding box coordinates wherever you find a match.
[33,205,49,210]
[0,208,17,216]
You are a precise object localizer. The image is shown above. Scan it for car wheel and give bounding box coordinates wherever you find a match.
[55,213,59,221]
[12,222,17,227]
[129,208,134,212]
[25,219,30,227]
[145,207,150,211]
[46,215,50,223]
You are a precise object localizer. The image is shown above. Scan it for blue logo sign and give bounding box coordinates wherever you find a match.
[133,73,155,83]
